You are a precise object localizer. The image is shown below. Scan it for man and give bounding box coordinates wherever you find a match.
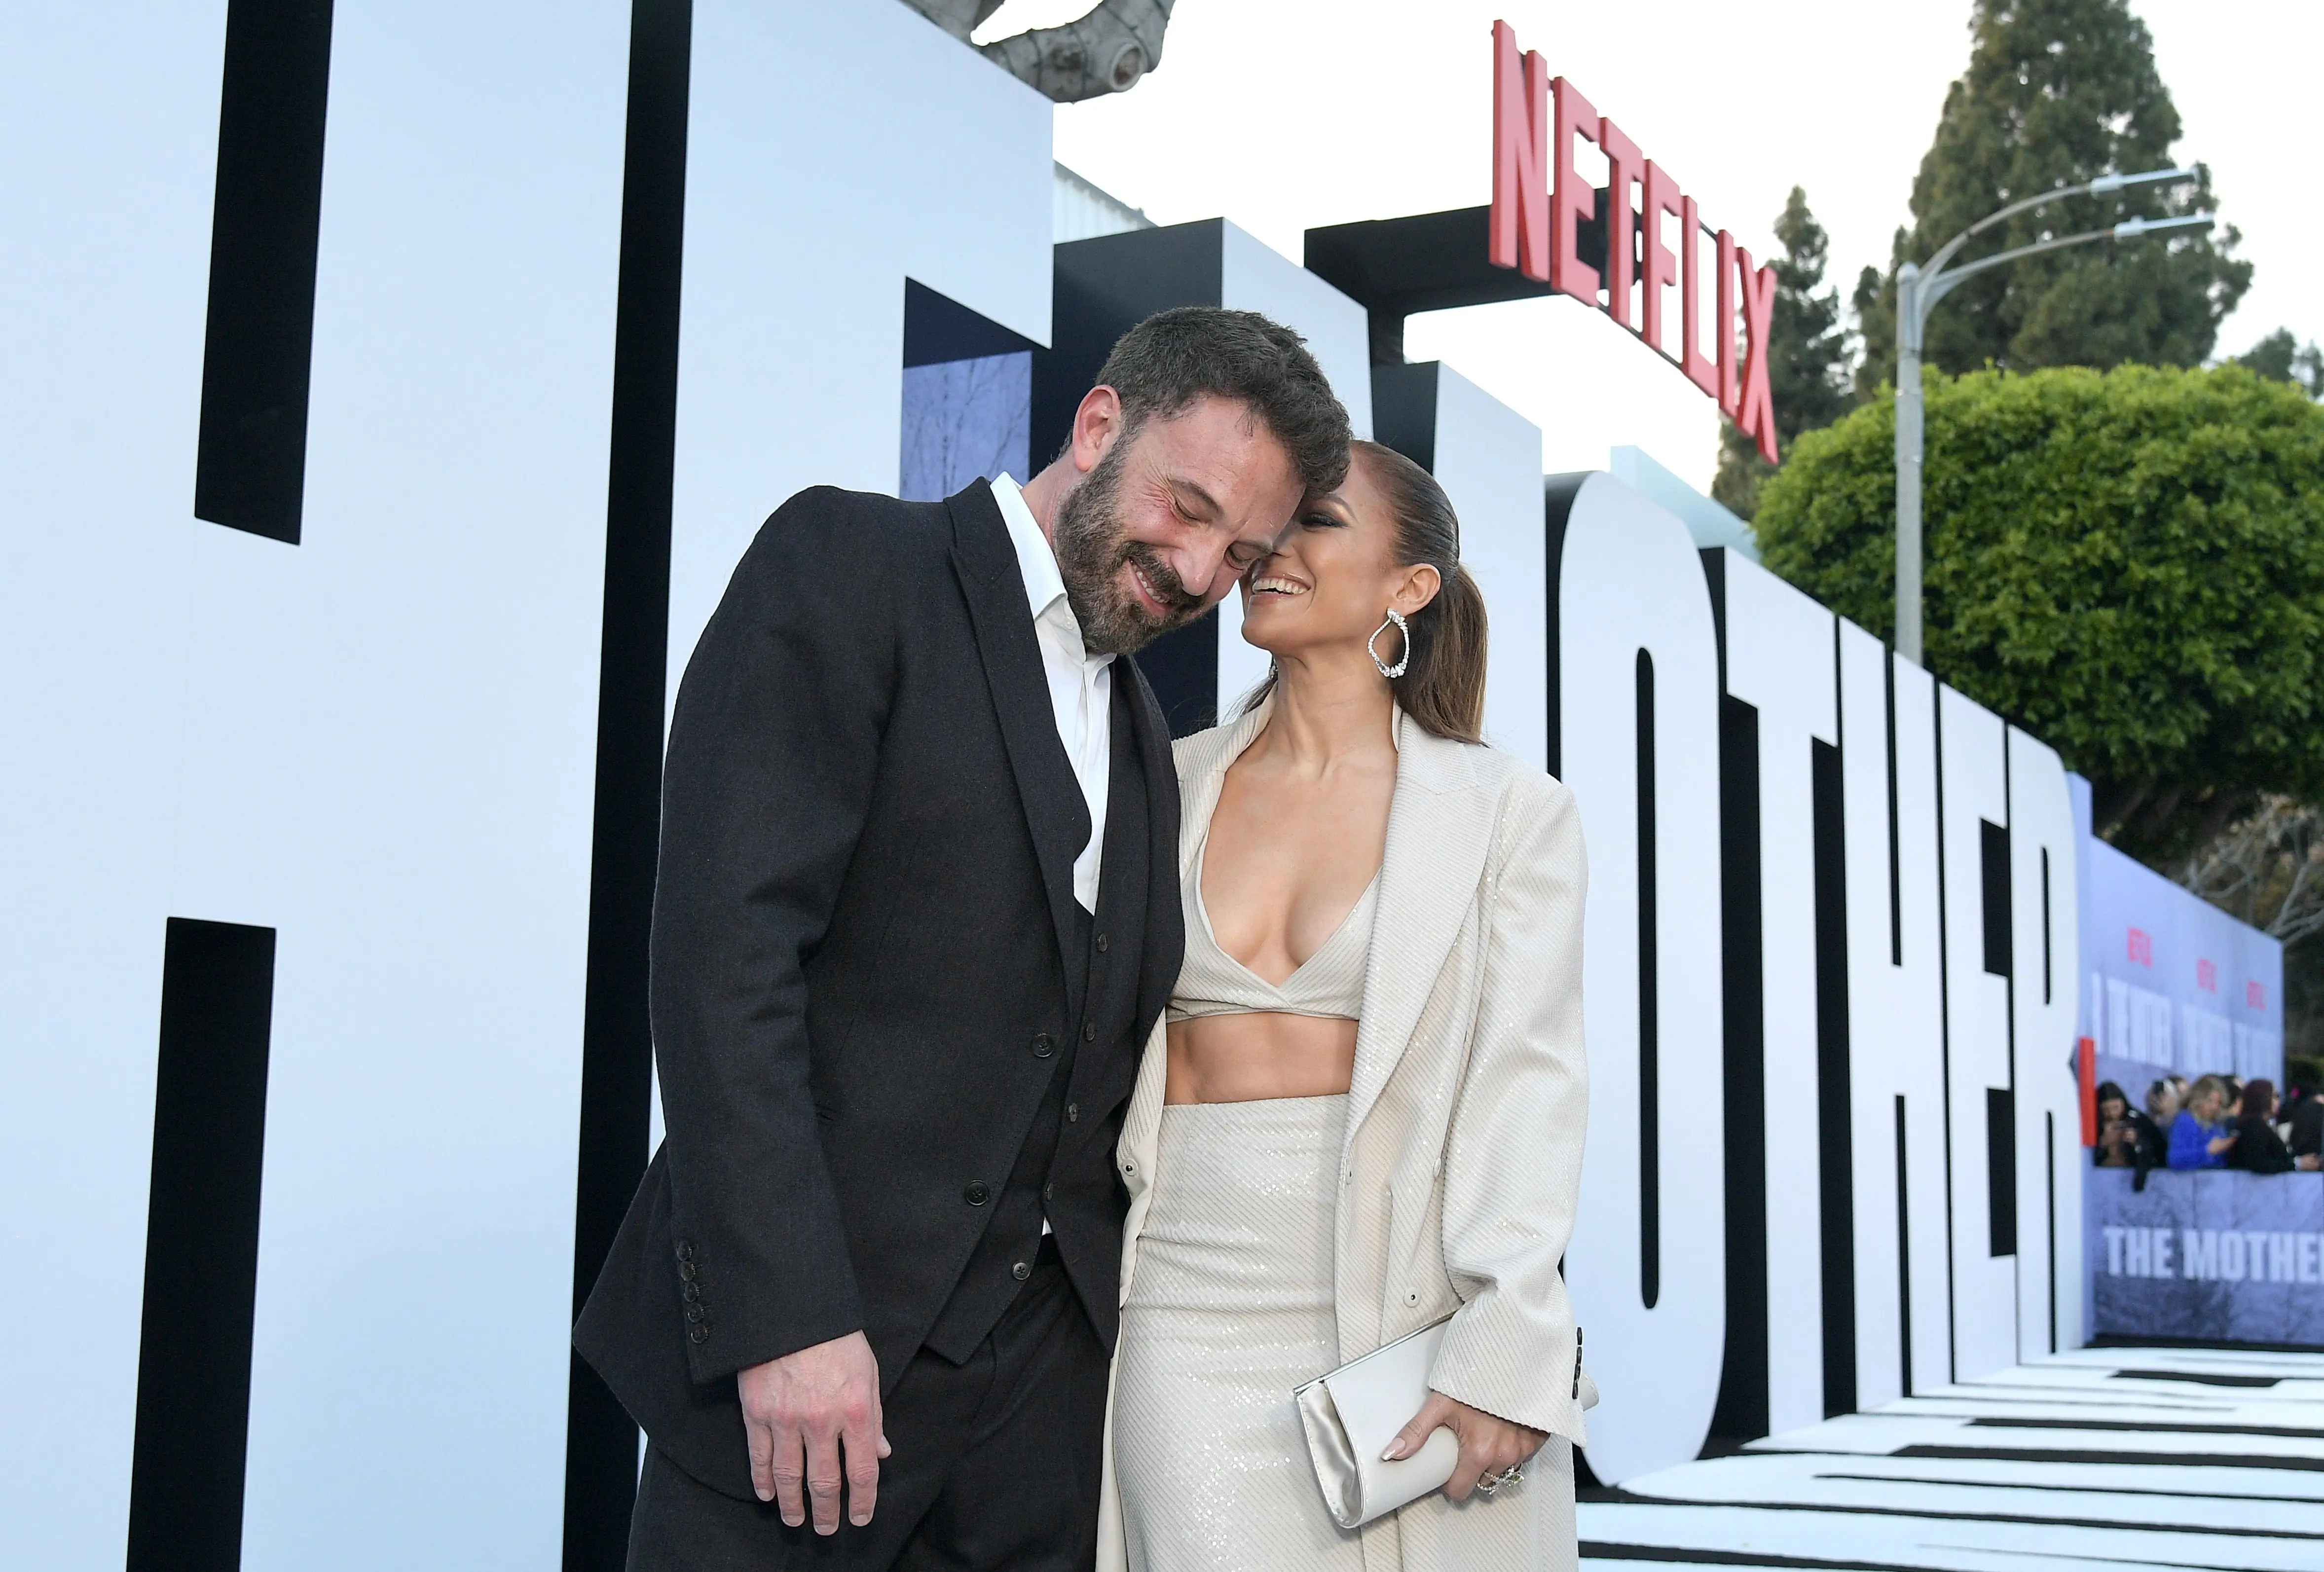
[576,307,1351,1569]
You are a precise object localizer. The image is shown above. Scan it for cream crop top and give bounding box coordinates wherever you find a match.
[1166,831,1378,1024]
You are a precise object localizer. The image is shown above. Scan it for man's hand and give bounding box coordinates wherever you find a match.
[738,1331,889,1533]
[1382,1390,1546,1503]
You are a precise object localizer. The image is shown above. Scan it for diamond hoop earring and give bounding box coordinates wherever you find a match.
[1368,607,1409,679]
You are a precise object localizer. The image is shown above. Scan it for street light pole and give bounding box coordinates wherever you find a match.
[1890,168,2211,664]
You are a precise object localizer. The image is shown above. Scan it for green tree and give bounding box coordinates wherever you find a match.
[2238,328,2324,400]
[1712,187,1854,520]
[1856,0,2249,398]
[1754,363,2324,862]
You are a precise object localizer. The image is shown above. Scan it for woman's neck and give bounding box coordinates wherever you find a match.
[1259,648,1395,773]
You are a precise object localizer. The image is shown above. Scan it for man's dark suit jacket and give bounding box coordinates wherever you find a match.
[575,481,1183,1498]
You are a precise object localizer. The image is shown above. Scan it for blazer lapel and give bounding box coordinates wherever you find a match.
[946,481,1090,1006]
[1120,659,1183,1038]
[1345,714,1494,1143]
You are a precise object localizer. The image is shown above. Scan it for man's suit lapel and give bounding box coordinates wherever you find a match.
[945,481,1090,1011]
[1119,658,1182,1037]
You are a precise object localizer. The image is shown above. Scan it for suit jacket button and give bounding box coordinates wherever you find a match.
[1012,1261,1032,1281]
[1081,1023,1096,1042]
[1032,1032,1055,1060]
[1066,1103,1079,1123]
[1096,933,1109,952]
[964,1181,991,1206]
[689,1326,709,1345]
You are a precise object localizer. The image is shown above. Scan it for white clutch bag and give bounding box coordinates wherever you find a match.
[1293,1317,1459,1529]
[1293,1319,1599,1531]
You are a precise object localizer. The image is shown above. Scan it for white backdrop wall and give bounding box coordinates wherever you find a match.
[1714,550,1840,1434]
[0,4,629,1568]
[1430,366,1549,770]
[0,1,2166,1554]
[1551,476,2091,1482]
[1940,688,2019,1384]
[1837,621,1904,1412]
[1552,474,1728,1484]
[1889,659,1958,1394]
[2010,728,2084,1361]
[666,0,1054,704]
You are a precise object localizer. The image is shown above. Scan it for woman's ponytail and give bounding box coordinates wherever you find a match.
[1357,441,1489,744]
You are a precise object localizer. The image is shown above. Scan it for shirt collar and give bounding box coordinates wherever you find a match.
[990,474,1108,667]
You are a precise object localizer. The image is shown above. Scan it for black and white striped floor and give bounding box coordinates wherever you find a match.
[1578,1346,2324,1570]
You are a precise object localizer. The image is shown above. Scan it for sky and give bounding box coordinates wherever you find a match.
[978,0,2323,492]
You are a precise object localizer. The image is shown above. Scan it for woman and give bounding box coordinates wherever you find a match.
[2093,1081,2164,1171]
[1101,440,1587,1571]
[2166,1074,2238,1170]
[2226,1078,2298,1174]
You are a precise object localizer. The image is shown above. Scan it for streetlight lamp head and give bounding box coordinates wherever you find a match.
[2112,212,2213,241]
[2087,166,2196,197]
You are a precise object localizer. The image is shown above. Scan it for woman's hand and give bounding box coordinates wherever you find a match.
[1382,1390,1545,1502]
[2210,1130,2239,1155]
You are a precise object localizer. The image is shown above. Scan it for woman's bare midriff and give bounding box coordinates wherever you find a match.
[1165,1012,1358,1104]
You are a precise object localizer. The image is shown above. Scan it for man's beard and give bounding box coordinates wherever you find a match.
[1049,439,1210,656]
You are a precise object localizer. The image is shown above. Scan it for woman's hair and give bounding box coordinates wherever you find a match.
[2145,1078,2178,1119]
[1243,439,1490,743]
[2187,1073,2231,1118]
[2095,1081,2127,1111]
[2241,1078,2276,1120]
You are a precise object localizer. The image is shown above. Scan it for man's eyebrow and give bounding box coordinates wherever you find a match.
[1169,478,1224,518]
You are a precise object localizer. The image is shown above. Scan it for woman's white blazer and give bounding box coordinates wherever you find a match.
[1097,698,1590,1572]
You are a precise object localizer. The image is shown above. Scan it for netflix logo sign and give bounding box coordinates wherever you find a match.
[1488,20,1780,463]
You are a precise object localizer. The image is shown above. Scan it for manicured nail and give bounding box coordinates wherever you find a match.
[1381,1439,1407,1461]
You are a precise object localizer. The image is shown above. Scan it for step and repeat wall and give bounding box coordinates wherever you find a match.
[0,3,2277,1567]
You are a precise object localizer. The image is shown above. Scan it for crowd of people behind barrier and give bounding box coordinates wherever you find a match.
[2097,1074,2324,1185]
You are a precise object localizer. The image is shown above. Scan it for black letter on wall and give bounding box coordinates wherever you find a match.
[1812,736,1855,1416]
[1987,1086,2017,1258]
[126,918,278,1572]
[564,4,694,1569]
[193,0,335,545]
[1636,649,1659,1310]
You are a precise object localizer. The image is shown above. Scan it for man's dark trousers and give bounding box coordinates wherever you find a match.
[574,482,1181,1569]
[627,1241,1103,1571]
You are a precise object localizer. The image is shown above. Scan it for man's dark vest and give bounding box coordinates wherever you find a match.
[922,670,1151,1362]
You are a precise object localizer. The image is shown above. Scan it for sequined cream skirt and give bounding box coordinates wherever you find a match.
[1113,1094,1366,1572]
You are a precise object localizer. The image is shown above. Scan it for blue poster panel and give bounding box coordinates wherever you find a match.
[2089,1168,2324,1346]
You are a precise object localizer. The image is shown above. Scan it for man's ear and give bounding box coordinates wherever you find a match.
[1070,386,1125,476]
[1393,562,1442,617]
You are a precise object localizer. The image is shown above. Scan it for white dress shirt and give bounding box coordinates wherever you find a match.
[990,474,1113,914]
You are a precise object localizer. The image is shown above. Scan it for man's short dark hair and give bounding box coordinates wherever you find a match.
[1087,306,1352,495]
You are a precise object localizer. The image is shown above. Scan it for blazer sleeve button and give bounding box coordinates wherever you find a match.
[675,1241,695,1263]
